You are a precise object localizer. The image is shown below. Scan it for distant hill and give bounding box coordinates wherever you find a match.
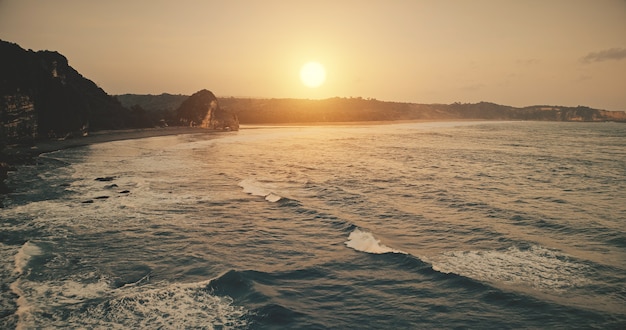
[117,94,626,124]
[116,93,188,113]
[116,93,189,127]
[220,98,626,124]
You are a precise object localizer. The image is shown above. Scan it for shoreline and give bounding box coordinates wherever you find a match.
[1,118,617,159]
[0,127,211,196]
[239,118,494,128]
[0,119,616,197]
[6,119,464,159]
[0,120,455,195]
[3,126,211,160]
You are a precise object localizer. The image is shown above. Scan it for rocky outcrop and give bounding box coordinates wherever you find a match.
[0,40,140,200]
[1,94,37,142]
[0,40,132,144]
[176,89,239,130]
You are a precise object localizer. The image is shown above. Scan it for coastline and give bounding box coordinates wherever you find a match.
[0,127,210,196]
[7,119,464,159]
[4,126,210,160]
[0,119,513,196]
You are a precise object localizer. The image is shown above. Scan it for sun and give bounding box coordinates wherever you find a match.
[300,61,326,88]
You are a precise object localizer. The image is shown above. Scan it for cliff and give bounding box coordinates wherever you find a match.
[176,89,239,130]
[0,40,133,145]
[0,40,144,197]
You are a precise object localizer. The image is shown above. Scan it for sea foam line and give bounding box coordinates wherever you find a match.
[430,245,591,292]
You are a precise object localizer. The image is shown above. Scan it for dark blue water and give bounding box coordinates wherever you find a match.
[2,121,625,329]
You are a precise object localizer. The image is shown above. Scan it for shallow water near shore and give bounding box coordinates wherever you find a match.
[1,121,625,329]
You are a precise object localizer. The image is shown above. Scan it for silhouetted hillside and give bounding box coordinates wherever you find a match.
[0,40,137,144]
[217,98,626,124]
[116,93,188,125]
[116,93,188,112]
[119,94,626,124]
[0,40,159,195]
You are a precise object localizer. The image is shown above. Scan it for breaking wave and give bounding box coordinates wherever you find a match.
[10,274,249,329]
[344,228,407,254]
[344,229,592,294]
[239,178,285,203]
[13,241,42,276]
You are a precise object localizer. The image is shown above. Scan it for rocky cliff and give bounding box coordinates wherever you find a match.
[0,40,142,198]
[176,89,239,130]
[0,40,132,144]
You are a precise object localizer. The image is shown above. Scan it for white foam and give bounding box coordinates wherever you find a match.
[265,193,282,203]
[239,178,283,202]
[345,228,407,254]
[10,242,44,330]
[11,276,248,329]
[14,241,42,275]
[431,245,591,292]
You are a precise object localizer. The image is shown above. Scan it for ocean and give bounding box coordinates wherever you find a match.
[1,121,625,329]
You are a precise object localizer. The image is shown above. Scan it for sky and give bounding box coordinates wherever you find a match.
[1,0,625,110]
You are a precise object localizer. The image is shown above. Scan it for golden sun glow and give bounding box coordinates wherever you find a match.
[300,62,326,88]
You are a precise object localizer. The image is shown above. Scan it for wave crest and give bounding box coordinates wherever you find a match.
[345,229,407,254]
[239,178,284,202]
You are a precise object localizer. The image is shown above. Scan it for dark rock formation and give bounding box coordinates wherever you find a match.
[0,40,141,199]
[0,39,132,144]
[176,89,239,130]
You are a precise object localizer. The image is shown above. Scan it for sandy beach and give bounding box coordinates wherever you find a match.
[3,126,214,161]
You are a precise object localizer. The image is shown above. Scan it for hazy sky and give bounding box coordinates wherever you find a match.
[1,0,625,110]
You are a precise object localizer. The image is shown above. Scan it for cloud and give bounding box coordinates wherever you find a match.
[581,47,626,63]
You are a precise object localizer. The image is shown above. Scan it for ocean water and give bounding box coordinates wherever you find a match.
[1,121,625,329]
